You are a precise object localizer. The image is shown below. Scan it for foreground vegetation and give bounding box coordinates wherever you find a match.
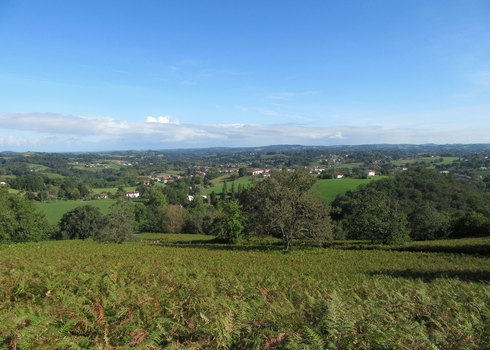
[0,238,489,349]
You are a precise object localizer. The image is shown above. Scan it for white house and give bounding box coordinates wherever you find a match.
[126,191,140,198]
[364,170,376,177]
[248,168,264,176]
[333,172,344,179]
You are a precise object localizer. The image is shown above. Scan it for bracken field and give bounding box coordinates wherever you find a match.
[0,237,489,349]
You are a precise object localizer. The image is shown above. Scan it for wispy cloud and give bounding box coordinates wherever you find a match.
[268,91,321,100]
[235,105,249,111]
[1,112,490,151]
[470,71,490,87]
[0,135,40,147]
[257,108,281,117]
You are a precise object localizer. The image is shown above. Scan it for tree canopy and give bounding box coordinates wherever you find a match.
[0,187,51,243]
[240,168,332,250]
[343,188,410,244]
[94,199,135,243]
[209,200,246,244]
[333,167,490,241]
[57,205,104,240]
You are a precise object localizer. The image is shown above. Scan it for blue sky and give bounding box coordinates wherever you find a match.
[0,1,489,151]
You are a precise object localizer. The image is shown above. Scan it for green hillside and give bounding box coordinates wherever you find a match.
[36,200,116,225]
[315,177,384,204]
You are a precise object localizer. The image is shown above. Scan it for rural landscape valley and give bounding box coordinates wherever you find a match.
[1,144,490,348]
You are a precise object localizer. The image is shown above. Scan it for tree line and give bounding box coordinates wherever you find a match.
[332,167,490,243]
[2,167,489,248]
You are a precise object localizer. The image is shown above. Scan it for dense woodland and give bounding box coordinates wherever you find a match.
[1,144,490,247]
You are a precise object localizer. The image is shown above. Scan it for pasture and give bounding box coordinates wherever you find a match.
[204,175,252,195]
[36,200,116,225]
[202,175,383,204]
[91,186,137,194]
[0,238,488,348]
[315,177,382,204]
[391,156,459,166]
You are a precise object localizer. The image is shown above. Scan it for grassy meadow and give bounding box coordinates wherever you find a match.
[0,237,489,348]
[204,175,252,195]
[315,177,382,204]
[391,156,459,167]
[91,186,137,194]
[203,175,382,204]
[36,200,116,225]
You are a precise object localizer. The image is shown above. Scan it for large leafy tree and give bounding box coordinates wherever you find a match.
[209,200,246,244]
[241,168,332,250]
[0,187,51,243]
[94,199,135,243]
[163,205,187,233]
[408,201,450,240]
[57,205,104,240]
[146,190,168,232]
[344,188,410,244]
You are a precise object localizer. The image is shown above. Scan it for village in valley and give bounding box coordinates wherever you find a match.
[1,144,490,204]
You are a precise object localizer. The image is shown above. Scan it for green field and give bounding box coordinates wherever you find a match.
[391,156,459,166]
[91,186,137,194]
[315,177,384,204]
[335,162,363,169]
[0,238,488,348]
[203,175,383,204]
[36,200,116,225]
[204,175,252,195]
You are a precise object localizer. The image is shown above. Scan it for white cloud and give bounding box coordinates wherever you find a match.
[329,132,344,139]
[0,135,40,147]
[146,116,178,124]
[1,112,490,151]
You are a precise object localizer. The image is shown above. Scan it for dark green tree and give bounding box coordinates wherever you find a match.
[209,200,246,244]
[241,168,332,250]
[450,211,490,238]
[344,188,410,244]
[133,202,150,233]
[146,190,168,232]
[210,191,218,208]
[38,190,49,202]
[408,202,450,240]
[70,188,81,200]
[238,167,248,177]
[220,180,228,202]
[115,185,126,199]
[77,182,91,199]
[94,199,135,243]
[230,181,236,200]
[0,187,51,243]
[57,205,104,240]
